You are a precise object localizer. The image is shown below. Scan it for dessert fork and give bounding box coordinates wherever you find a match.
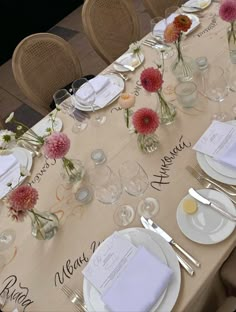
[61,284,87,312]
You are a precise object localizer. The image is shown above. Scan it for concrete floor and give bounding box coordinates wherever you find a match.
[0,0,151,127]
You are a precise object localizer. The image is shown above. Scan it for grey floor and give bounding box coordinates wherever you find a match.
[0,1,151,128]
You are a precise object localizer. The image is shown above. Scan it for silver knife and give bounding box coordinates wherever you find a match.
[140,217,195,276]
[188,188,236,222]
[141,216,200,267]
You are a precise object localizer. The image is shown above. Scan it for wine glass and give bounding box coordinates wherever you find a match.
[119,160,160,219]
[53,89,88,132]
[88,165,135,226]
[72,78,106,126]
[150,16,174,60]
[204,65,230,122]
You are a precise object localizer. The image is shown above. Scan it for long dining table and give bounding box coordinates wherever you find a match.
[0,2,236,312]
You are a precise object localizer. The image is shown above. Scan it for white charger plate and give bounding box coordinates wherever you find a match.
[114,52,145,72]
[74,74,124,112]
[182,0,212,13]
[196,120,236,185]
[83,228,181,312]
[0,147,33,199]
[31,117,63,137]
[176,189,235,244]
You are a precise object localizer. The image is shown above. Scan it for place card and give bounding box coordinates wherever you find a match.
[82,232,137,295]
[193,120,236,168]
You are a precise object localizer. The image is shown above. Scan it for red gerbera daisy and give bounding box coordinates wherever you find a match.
[140,67,163,92]
[132,108,160,135]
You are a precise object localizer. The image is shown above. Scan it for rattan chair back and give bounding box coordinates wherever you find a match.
[82,0,140,64]
[12,33,82,115]
[142,0,181,18]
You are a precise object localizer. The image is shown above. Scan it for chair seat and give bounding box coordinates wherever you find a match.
[220,248,236,296]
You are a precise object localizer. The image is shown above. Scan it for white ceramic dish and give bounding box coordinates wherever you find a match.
[74,74,124,112]
[83,228,181,312]
[0,147,33,199]
[182,0,212,13]
[113,52,145,72]
[176,188,235,244]
[204,154,236,179]
[31,117,63,137]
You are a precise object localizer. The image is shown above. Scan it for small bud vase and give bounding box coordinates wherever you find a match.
[123,108,135,133]
[137,133,159,153]
[60,158,85,185]
[157,91,176,125]
[29,209,59,240]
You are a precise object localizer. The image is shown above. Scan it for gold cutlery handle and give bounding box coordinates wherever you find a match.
[176,253,195,276]
[171,241,200,267]
[204,176,236,197]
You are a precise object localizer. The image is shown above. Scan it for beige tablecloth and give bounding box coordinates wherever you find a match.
[0,3,235,312]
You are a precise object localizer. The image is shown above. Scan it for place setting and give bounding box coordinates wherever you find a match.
[181,0,212,13]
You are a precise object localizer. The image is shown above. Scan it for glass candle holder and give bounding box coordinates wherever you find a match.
[91,149,107,165]
[175,81,198,108]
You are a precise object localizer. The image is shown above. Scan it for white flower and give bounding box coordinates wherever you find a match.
[0,130,16,149]
[5,112,14,123]
[128,41,141,54]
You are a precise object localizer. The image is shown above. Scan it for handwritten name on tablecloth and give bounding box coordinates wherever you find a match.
[151,135,191,191]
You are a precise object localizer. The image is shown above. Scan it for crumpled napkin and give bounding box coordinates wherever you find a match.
[101,246,173,312]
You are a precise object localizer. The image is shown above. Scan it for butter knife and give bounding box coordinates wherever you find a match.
[188,188,236,222]
[140,217,195,276]
[186,166,236,197]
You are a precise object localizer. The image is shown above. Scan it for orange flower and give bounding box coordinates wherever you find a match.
[173,15,192,32]
[164,23,180,43]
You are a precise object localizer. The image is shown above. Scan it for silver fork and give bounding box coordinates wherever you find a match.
[61,284,87,312]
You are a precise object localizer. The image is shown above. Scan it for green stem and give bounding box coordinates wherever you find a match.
[126,109,129,128]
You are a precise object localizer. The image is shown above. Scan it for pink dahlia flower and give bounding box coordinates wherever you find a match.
[219,0,236,22]
[7,185,38,211]
[132,108,160,135]
[43,132,70,159]
[140,67,163,92]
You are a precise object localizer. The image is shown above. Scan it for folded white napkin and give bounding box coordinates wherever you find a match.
[0,154,17,177]
[215,141,236,169]
[101,246,173,312]
[153,14,176,34]
[184,0,208,8]
[89,75,110,93]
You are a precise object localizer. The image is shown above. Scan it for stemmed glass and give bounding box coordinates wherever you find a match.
[150,16,174,60]
[53,89,88,132]
[119,160,159,219]
[204,65,230,122]
[88,165,135,226]
[72,78,106,126]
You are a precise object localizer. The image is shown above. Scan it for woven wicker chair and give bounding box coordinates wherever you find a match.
[142,0,182,18]
[12,33,82,116]
[82,0,140,64]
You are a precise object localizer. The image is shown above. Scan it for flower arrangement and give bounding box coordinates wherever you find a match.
[43,132,84,185]
[132,108,160,135]
[219,0,236,58]
[164,15,194,81]
[118,93,136,130]
[140,67,176,125]
[4,107,60,148]
[128,41,142,66]
[132,108,160,153]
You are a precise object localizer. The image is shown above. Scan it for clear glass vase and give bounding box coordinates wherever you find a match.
[171,55,195,82]
[137,133,159,153]
[29,209,59,240]
[60,158,85,185]
[123,108,135,133]
[157,91,176,125]
[227,22,236,63]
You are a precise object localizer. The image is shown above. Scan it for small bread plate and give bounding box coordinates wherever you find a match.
[176,189,235,244]
[113,52,145,72]
[182,0,212,13]
[74,74,124,112]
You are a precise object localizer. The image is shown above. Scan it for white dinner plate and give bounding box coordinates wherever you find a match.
[31,117,63,137]
[182,0,212,13]
[113,52,145,72]
[83,228,181,312]
[204,155,236,179]
[0,147,33,199]
[74,74,124,112]
[176,189,236,244]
